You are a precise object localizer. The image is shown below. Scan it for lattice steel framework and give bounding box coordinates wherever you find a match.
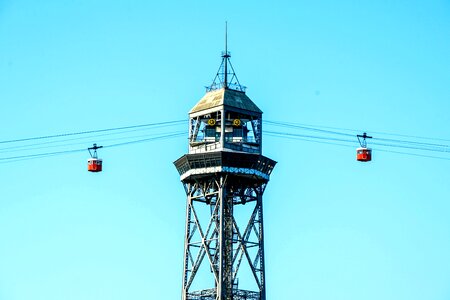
[175,152,275,300]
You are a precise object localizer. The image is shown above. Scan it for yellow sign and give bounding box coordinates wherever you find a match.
[233,119,241,126]
[207,119,216,126]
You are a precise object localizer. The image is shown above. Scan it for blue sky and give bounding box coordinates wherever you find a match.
[1,1,450,299]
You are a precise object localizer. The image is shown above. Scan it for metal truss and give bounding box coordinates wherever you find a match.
[182,175,268,300]
[206,51,246,93]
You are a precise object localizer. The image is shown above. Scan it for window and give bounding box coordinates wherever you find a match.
[205,126,215,137]
[233,128,243,138]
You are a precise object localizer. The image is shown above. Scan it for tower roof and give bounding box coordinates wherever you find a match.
[189,88,262,115]
[190,24,262,116]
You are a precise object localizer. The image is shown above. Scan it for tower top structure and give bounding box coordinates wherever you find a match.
[188,25,263,155]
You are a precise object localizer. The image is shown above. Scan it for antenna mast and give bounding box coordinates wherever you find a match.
[206,22,246,92]
[223,22,229,88]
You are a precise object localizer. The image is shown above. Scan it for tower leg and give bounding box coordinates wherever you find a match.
[219,176,233,299]
[257,192,266,300]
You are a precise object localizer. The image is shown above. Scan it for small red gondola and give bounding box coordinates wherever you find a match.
[87,158,103,172]
[87,143,103,172]
[356,147,372,162]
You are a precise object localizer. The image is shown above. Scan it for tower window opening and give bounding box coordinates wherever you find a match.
[233,128,243,138]
[205,126,216,139]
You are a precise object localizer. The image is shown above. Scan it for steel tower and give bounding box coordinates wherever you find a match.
[174,40,276,300]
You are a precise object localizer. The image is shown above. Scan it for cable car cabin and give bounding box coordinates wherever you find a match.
[356,147,372,162]
[87,158,103,172]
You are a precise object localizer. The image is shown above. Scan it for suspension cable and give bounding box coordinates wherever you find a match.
[0,131,185,164]
[1,118,449,164]
[0,120,185,145]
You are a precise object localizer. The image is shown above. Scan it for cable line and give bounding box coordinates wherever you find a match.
[1,118,449,164]
[265,119,450,143]
[0,148,86,162]
[266,131,450,161]
[0,130,185,154]
[105,132,185,148]
[371,141,450,153]
[265,132,355,149]
[265,120,450,152]
[265,120,355,138]
[0,120,185,145]
[373,136,449,149]
[0,131,185,164]
[264,130,355,144]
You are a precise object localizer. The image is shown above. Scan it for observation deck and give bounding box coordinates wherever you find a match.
[174,151,276,182]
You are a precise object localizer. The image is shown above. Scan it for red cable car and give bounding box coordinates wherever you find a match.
[356,132,372,162]
[87,158,103,172]
[87,143,103,172]
[356,147,372,162]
